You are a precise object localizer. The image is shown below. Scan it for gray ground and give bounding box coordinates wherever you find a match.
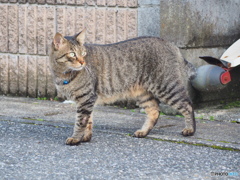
[0,96,239,180]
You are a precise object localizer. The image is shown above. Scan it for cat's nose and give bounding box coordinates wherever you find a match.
[77,57,85,65]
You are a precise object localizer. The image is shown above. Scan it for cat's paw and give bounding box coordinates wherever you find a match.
[133,130,148,138]
[181,128,195,136]
[82,133,92,142]
[65,137,81,145]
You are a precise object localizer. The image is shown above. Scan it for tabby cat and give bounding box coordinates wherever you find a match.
[49,29,196,145]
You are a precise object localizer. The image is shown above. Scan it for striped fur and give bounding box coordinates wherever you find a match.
[50,29,196,145]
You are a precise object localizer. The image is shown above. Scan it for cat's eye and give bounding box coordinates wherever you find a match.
[81,51,86,56]
[69,52,76,57]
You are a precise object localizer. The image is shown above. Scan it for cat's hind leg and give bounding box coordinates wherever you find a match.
[156,83,196,136]
[134,93,160,138]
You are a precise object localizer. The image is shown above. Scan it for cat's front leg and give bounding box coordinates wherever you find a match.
[66,115,93,145]
[66,98,96,145]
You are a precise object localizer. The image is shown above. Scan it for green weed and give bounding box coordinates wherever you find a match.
[209,116,214,121]
[175,115,184,118]
[196,115,204,120]
[222,101,240,109]
[148,137,239,152]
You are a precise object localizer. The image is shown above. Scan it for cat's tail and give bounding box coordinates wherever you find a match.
[183,59,197,80]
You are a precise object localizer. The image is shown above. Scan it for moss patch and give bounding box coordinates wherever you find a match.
[23,117,46,122]
[222,101,240,109]
[147,137,240,152]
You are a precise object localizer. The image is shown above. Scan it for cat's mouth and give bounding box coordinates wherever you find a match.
[70,65,84,71]
[71,67,83,71]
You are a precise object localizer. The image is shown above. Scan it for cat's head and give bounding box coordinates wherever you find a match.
[50,29,87,72]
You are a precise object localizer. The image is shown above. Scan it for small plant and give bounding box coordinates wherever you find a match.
[231,120,240,123]
[126,133,132,136]
[175,115,184,118]
[37,97,59,101]
[209,116,214,121]
[37,97,46,100]
[196,115,204,119]
[222,101,240,109]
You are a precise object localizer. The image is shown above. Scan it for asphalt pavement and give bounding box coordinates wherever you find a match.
[0,96,239,180]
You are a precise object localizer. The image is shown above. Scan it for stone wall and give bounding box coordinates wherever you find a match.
[0,0,138,97]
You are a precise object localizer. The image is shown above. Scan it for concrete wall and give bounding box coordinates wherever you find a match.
[160,0,240,67]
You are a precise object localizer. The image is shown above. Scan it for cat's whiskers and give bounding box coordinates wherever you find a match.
[70,69,74,80]
[84,66,93,78]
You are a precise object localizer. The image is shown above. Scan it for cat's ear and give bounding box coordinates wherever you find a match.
[53,33,66,50]
[75,28,86,45]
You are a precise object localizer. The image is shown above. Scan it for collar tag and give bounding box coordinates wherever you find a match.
[63,80,69,85]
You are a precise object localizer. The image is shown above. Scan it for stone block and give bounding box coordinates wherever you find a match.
[116,9,126,42]
[27,5,37,54]
[27,56,37,97]
[75,7,85,32]
[19,5,27,54]
[46,60,56,97]
[37,0,46,4]
[18,55,28,96]
[97,0,106,6]
[66,7,76,36]
[9,0,17,3]
[67,0,75,5]
[56,7,66,35]
[95,8,105,44]
[85,8,96,43]
[105,9,116,43]
[28,0,37,4]
[117,0,127,7]
[76,0,85,5]
[46,0,55,4]
[127,9,137,39]
[37,56,47,97]
[8,5,18,53]
[19,0,27,3]
[56,0,65,4]
[128,0,138,7]
[107,0,116,7]
[86,0,95,6]
[0,54,8,94]
[46,7,55,55]
[160,0,240,48]
[8,55,18,95]
[29,0,37,3]
[0,4,8,52]
[37,6,46,55]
